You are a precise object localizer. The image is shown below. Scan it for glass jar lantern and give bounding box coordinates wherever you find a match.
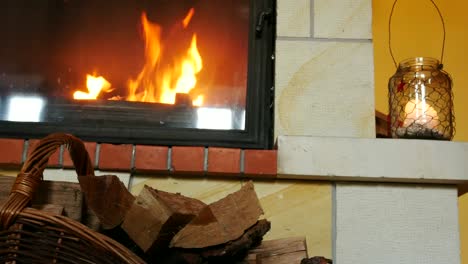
[388,57,454,140]
[387,0,454,140]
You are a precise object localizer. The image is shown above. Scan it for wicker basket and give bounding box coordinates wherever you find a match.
[0,133,144,263]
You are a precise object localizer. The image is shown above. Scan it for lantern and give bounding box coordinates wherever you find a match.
[387,0,454,140]
[388,57,454,140]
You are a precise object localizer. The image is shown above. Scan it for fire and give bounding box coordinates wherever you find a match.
[73,74,112,100]
[192,95,204,107]
[128,11,203,105]
[73,8,204,106]
[182,8,195,28]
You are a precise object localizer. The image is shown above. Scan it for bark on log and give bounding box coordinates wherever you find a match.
[300,257,333,264]
[170,181,264,249]
[158,220,271,264]
[200,219,271,260]
[122,185,206,252]
[78,175,135,229]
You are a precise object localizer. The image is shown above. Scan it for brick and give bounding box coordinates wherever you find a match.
[314,0,372,39]
[277,0,310,37]
[0,138,24,167]
[171,146,205,174]
[275,40,375,139]
[243,150,277,177]
[27,139,60,167]
[134,145,168,172]
[207,147,241,175]
[98,144,133,171]
[63,142,97,168]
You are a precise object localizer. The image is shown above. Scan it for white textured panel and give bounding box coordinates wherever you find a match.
[314,0,372,39]
[277,0,310,37]
[275,40,375,138]
[278,136,468,183]
[43,169,131,188]
[336,183,460,264]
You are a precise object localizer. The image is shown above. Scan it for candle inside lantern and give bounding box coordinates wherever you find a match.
[403,99,439,129]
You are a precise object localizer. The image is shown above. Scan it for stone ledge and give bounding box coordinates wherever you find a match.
[278,136,468,183]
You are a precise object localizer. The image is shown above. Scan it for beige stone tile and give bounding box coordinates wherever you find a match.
[314,0,372,39]
[277,0,311,37]
[275,40,375,138]
[336,183,459,264]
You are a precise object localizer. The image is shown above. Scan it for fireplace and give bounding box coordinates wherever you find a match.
[0,0,275,148]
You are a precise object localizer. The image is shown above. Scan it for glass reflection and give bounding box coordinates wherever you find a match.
[6,96,45,122]
[197,108,233,130]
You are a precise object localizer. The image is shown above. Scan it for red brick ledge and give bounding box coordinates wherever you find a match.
[0,138,277,177]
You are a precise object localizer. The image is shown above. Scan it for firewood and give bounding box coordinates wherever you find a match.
[246,237,308,264]
[300,257,332,264]
[0,175,83,221]
[170,181,264,249]
[78,175,135,229]
[157,220,271,264]
[122,185,207,253]
[200,219,271,260]
[32,204,64,215]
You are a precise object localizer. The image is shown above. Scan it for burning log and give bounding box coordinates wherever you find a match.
[170,181,264,249]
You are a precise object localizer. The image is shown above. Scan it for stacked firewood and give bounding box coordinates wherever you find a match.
[0,174,333,263]
[79,176,271,263]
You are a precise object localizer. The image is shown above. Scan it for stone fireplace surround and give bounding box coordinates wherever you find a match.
[0,0,467,263]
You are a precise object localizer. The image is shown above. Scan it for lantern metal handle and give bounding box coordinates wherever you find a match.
[388,0,446,68]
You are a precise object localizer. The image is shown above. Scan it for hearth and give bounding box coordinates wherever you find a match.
[0,0,275,148]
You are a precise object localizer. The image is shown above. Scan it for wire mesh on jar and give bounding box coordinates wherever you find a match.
[388,57,454,140]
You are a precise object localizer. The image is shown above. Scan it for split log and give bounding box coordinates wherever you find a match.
[78,175,135,229]
[246,237,308,264]
[0,175,83,221]
[122,185,206,253]
[158,219,271,264]
[200,219,271,260]
[170,181,264,249]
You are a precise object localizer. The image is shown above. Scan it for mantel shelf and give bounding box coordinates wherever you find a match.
[278,136,468,184]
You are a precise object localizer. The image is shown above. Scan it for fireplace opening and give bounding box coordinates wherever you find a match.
[0,0,275,148]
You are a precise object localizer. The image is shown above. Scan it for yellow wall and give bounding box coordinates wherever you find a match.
[372,0,468,262]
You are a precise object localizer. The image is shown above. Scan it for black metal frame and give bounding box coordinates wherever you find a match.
[0,0,275,149]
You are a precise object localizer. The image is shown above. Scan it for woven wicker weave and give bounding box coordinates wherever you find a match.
[0,133,145,263]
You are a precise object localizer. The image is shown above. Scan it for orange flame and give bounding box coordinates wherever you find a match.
[73,74,112,100]
[127,10,203,105]
[192,95,204,107]
[73,9,203,106]
[182,8,195,28]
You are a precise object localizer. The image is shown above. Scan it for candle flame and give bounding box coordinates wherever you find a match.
[403,99,439,129]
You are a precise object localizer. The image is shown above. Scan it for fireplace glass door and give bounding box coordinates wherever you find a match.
[0,0,274,148]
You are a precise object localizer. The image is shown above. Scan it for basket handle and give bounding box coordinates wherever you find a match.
[0,133,95,228]
[388,0,446,68]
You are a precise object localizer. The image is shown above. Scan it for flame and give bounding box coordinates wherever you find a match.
[182,8,195,28]
[127,10,203,105]
[72,9,203,106]
[73,74,112,100]
[192,95,204,107]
